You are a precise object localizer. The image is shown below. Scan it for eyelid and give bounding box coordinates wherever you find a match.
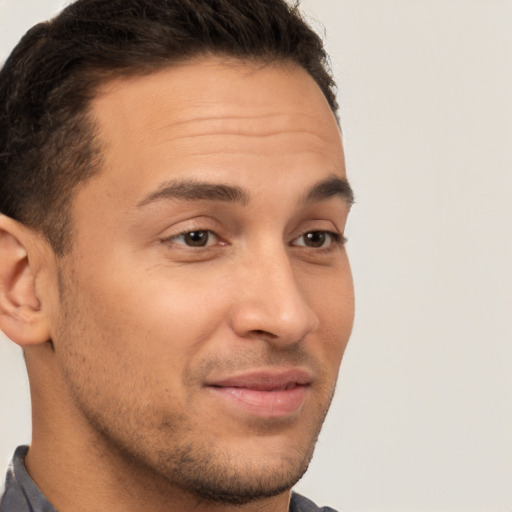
[176,230,216,245]
[161,229,226,248]
[290,230,347,249]
[157,215,223,241]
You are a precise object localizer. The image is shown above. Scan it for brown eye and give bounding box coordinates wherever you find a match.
[291,231,343,249]
[170,230,216,247]
[303,232,327,248]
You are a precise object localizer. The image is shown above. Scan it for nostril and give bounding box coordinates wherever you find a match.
[250,329,278,339]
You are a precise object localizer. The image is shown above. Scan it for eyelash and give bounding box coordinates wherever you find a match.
[291,231,347,250]
[164,230,223,248]
[162,229,346,251]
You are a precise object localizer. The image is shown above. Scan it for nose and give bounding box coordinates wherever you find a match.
[229,248,320,346]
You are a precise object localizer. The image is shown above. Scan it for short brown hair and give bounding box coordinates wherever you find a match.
[0,0,338,254]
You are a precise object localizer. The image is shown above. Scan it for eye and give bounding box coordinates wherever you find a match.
[168,230,219,247]
[291,231,344,249]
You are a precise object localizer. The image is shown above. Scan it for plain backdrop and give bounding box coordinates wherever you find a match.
[1,1,511,511]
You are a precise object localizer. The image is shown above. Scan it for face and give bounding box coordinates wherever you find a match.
[49,57,354,504]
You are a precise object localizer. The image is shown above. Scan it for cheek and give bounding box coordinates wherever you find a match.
[300,260,354,360]
[69,265,230,370]
[54,269,227,421]
[302,256,354,318]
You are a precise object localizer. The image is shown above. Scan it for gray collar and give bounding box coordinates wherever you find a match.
[0,445,57,512]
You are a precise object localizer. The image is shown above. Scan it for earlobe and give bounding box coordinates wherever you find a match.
[0,215,51,346]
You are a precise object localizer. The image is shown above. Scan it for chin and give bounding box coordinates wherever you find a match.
[169,448,313,506]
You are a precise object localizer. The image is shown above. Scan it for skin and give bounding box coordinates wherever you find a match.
[0,57,354,512]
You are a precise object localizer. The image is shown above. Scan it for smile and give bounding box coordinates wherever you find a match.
[206,369,312,418]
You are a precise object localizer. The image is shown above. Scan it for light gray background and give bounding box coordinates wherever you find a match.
[1,1,511,511]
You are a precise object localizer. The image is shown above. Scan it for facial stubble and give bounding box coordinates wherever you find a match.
[54,263,339,506]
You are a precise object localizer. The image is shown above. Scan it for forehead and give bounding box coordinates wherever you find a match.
[90,57,341,157]
[92,56,337,126]
[79,57,345,218]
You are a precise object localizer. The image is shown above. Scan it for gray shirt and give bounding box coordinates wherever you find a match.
[0,446,339,512]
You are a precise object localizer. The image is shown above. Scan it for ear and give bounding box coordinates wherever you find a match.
[0,215,51,346]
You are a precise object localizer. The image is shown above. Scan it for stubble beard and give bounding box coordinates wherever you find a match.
[55,265,338,507]
[68,381,335,506]
[61,361,336,507]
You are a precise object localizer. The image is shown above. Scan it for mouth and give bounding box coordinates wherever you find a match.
[205,369,312,418]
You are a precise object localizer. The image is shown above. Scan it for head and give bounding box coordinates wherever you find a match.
[0,0,353,509]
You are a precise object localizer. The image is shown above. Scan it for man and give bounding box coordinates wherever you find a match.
[0,1,354,511]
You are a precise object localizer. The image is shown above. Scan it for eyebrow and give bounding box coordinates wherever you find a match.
[302,175,355,206]
[137,174,354,208]
[137,179,249,207]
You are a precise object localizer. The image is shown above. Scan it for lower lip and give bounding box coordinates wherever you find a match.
[207,385,308,418]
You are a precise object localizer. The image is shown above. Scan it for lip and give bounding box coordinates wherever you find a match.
[205,368,312,418]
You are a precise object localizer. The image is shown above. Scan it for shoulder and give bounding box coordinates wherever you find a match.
[290,492,340,512]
